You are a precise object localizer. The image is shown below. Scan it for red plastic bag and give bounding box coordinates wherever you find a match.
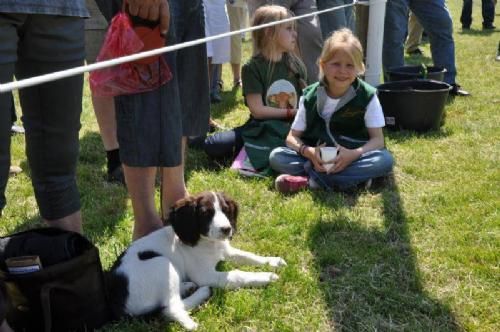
[89,12,173,97]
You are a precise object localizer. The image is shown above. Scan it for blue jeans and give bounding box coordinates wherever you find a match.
[269,146,394,190]
[203,125,245,160]
[316,0,355,39]
[383,0,457,84]
[460,0,495,28]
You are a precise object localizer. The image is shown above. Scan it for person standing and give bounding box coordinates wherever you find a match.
[316,0,355,39]
[383,0,470,96]
[460,0,496,30]
[0,0,89,232]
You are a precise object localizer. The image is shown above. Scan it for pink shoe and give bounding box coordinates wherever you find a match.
[275,174,309,194]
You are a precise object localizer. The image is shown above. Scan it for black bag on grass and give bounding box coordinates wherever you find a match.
[0,228,112,331]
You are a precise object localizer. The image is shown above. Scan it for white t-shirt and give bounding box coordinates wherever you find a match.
[291,94,385,132]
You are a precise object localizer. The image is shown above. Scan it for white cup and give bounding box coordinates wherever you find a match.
[319,146,338,172]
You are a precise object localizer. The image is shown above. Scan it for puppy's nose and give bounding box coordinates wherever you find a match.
[220,226,232,236]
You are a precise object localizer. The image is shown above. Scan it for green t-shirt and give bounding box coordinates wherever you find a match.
[240,55,306,175]
[242,54,305,110]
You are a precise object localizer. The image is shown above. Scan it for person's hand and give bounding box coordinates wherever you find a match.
[126,0,170,35]
[328,145,361,173]
[302,145,327,173]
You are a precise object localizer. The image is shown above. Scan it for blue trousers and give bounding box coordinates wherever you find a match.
[460,0,495,28]
[383,0,457,85]
[269,146,394,190]
[316,0,355,39]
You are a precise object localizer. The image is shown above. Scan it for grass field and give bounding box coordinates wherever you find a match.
[2,1,499,331]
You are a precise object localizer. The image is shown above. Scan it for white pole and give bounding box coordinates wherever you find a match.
[364,0,387,86]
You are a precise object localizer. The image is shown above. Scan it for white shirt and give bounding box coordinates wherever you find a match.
[291,94,385,132]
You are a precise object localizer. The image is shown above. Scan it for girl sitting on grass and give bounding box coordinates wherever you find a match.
[202,5,307,176]
[269,28,394,193]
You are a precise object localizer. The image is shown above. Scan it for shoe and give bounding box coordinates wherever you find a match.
[462,25,471,30]
[274,174,309,194]
[450,84,470,97]
[406,48,423,56]
[11,124,25,134]
[107,165,125,185]
[9,165,22,176]
[210,91,222,104]
[483,24,496,30]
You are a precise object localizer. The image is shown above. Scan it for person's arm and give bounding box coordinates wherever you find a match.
[125,0,170,34]
[245,94,296,120]
[286,129,327,173]
[330,127,384,173]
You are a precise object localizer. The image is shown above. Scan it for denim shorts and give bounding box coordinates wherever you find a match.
[115,0,209,167]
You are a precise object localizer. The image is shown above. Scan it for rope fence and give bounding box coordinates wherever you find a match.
[0,0,386,93]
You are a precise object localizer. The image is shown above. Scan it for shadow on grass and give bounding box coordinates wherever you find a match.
[307,177,460,330]
[384,126,452,143]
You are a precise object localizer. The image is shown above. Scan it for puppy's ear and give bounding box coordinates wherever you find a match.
[169,197,201,246]
[217,192,238,233]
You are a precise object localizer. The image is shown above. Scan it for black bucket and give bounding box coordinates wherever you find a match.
[377,79,451,132]
[386,65,447,82]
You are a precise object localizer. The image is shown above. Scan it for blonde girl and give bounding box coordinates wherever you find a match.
[269,28,394,193]
[202,5,307,176]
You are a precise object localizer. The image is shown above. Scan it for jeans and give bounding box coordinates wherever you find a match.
[316,0,355,39]
[0,13,84,219]
[460,0,495,28]
[269,146,394,190]
[383,0,457,84]
[203,125,245,160]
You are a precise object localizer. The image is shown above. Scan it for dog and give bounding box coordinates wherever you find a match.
[106,191,287,330]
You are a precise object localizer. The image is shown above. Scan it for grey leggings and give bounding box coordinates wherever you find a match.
[0,13,85,219]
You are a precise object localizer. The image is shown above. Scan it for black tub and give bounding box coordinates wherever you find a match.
[386,65,447,82]
[377,80,451,131]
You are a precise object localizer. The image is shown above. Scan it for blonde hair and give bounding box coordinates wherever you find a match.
[318,28,365,83]
[251,5,307,88]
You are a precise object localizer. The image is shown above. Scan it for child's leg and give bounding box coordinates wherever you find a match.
[203,125,245,160]
[307,149,394,190]
[269,147,308,176]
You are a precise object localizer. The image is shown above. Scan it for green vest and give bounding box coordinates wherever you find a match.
[301,78,376,149]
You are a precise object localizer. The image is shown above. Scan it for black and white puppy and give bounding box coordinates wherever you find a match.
[106,191,286,330]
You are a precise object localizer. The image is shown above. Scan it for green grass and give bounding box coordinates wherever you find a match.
[3,2,499,331]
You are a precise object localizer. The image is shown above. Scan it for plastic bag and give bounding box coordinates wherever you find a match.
[89,12,172,97]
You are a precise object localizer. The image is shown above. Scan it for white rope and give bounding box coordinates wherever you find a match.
[0,1,361,93]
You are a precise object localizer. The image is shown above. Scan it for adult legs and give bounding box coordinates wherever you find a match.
[316,0,355,39]
[406,11,424,53]
[17,59,84,233]
[0,65,13,215]
[481,0,495,28]
[289,0,323,83]
[460,0,473,28]
[383,0,410,74]
[410,0,456,84]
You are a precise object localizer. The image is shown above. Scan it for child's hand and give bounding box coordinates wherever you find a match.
[302,145,326,172]
[328,145,361,173]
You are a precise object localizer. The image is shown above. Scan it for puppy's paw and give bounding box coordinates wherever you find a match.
[181,320,198,331]
[266,256,287,267]
[267,272,279,282]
